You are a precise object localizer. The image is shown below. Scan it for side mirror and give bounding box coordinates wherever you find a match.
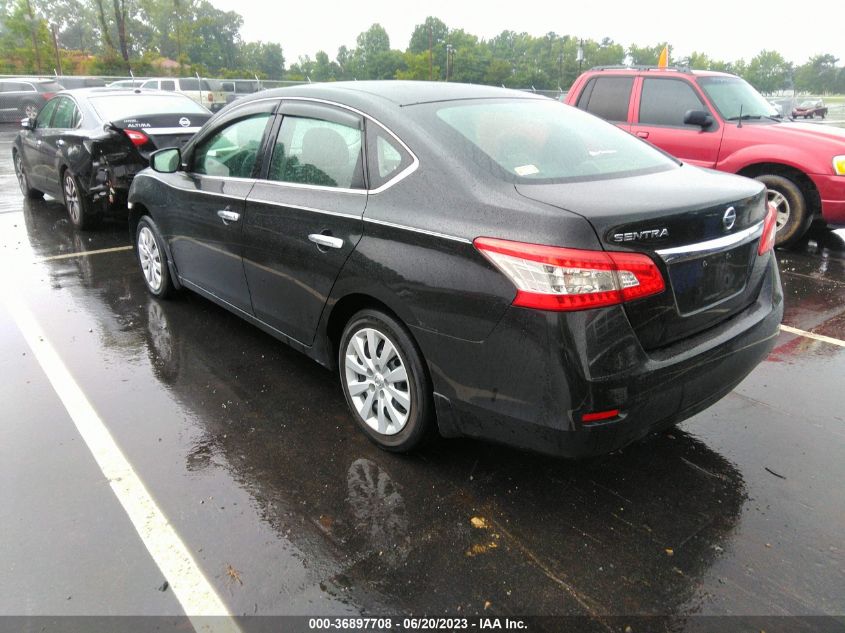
[684,109,714,129]
[21,117,34,130]
[150,147,182,173]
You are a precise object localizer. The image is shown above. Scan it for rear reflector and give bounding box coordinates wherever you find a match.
[582,409,621,423]
[124,129,150,147]
[758,202,777,255]
[474,237,665,311]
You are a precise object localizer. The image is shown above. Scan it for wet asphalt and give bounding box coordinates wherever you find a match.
[0,126,844,628]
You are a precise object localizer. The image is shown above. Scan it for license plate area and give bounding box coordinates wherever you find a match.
[667,242,755,315]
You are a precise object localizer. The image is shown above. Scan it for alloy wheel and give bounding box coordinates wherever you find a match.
[768,188,790,230]
[63,174,80,224]
[14,154,27,195]
[343,327,411,436]
[138,226,163,292]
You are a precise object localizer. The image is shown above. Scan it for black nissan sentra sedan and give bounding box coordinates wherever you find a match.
[13,88,211,229]
[127,81,783,458]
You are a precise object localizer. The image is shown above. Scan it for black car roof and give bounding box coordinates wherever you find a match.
[236,81,546,111]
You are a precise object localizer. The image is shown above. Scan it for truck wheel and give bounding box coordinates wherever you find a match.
[755,174,812,248]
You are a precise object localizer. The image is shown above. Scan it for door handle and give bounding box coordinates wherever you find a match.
[217,209,241,224]
[308,233,344,249]
[636,131,650,139]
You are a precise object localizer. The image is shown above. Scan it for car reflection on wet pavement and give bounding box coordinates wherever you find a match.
[0,128,843,627]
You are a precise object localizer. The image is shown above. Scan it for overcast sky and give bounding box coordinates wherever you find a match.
[211,0,842,67]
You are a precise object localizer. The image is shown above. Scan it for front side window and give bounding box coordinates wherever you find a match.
[51,98,79,129]
[160,80,176,91]
[638,79,706,127]
[141,80,158,90]
[269,116,364,189]
[192,113,272,178]
[430,99,677,183]
[576,76,633,122]
[35,99,58,128]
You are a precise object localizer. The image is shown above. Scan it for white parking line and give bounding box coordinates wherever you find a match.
[35,245,133,262]
[780,324,845,348]
[2,294,240,633]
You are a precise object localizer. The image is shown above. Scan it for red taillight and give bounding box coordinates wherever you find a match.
[42,92,55,100]
[758,202,778,255]
[124,129,149,147]
[206,92,214,102]
[474,237,665,312]
[582,409,621,423]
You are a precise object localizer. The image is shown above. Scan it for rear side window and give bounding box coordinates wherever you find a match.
[160,80,175,91]
[638,79,705,127]
[38,81,63,93]
[192,113,273,178]
[269,116,364,189]
[2,81,34,92]
[576,76,633,122]
[366,122,413,189]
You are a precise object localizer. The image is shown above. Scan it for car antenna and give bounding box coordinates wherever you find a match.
[737,103,743,128]
[130,69,135,88]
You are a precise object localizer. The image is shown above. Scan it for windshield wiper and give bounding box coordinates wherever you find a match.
[726,114,762,121]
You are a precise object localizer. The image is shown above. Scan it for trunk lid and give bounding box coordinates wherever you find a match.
[516,165,769,349]
[109,112,210,157]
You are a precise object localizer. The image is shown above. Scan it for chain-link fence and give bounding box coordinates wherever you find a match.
[0,74,569,123]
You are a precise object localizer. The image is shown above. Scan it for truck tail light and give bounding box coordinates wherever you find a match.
[474,237,665,311]
[758,202,777,255]
[124,129,150,147]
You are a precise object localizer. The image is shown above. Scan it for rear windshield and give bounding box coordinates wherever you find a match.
[37,81,64,92]
[429,99,677,184]
[88,94,208,121]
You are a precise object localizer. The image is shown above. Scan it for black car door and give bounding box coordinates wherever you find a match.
[20,98,59,192]
[242,101,366,345]
[162,99,277,314]
[41,96,79,190]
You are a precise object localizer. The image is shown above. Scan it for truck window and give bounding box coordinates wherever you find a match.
[639,78,705,127]
[576,76,633,123]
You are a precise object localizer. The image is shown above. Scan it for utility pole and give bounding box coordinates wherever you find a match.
[428,23,433,81]
[446,44,454,81]
[51,24,62,76]
[23,0,43,73]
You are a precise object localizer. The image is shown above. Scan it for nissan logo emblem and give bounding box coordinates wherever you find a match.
[722,206,737,231]
[179,117,191,128]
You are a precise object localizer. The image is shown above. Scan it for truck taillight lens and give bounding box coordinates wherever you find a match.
[474,237,665,311]
[124,129,149,147]
[206,92,214,102]
[758,202,777,255]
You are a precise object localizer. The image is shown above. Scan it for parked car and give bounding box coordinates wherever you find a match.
[127,81,783,458]
[13,88,211,229]
[0,78,64,121]
[108,79,142,88]
[54,76,107,89]
[138,77,227,111]
[791,99,828,119]
[566,67,845,246]
[222,79,263,105]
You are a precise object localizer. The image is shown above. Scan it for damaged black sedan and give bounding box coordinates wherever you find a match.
[12,88,211,229]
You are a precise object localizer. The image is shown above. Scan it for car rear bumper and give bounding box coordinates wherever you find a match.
[811,174,845,225]
[416,256,783,458]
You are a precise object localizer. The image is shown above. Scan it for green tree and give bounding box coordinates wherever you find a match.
[745,50,791,93]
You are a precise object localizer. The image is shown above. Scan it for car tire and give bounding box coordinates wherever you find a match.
[13,151,42,199]
[62,170,101,230]
[136,216,174,299]
[755,174,812,248]
[338,309,435,452]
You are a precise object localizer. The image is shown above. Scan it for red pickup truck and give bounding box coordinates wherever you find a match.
[566,67,845,246]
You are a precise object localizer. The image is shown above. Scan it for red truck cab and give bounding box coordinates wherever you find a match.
[566,67,845,246]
